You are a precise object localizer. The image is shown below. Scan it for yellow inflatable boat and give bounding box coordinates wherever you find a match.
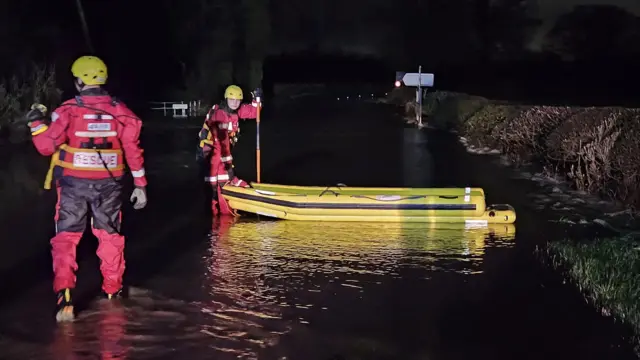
[249,182,486,197]
[221,183,516,224]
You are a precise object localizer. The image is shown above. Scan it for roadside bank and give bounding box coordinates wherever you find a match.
[387,88,640,355]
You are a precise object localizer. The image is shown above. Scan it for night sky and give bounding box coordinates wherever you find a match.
[530,0,640,50]
[539,0,639,17]
[5,0,636,107]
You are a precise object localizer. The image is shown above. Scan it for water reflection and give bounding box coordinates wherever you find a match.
[205,218,517,319]
[402,128,433,187]
[0,219,515,359]
[202,218,517,358]
[49,299,129,360]
[209,218,516,278]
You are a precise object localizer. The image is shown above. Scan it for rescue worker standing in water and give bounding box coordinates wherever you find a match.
[197,85,261,216]
[26,55,148,322]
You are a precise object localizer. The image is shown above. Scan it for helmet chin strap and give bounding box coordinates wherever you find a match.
[76,78,99,92]
[75,78,85,92]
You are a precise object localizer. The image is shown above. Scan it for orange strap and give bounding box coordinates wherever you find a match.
[43,145,124,190]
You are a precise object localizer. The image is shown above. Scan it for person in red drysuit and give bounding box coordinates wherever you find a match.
[25,55,148,322]
[197,85,261,216]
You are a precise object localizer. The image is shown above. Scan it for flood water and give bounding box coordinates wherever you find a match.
[0,97,636,359]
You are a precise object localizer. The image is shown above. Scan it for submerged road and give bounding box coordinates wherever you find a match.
[0,96,635,359]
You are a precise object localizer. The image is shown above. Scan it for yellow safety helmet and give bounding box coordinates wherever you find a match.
[224,85,243,100]
[71,56,108,85]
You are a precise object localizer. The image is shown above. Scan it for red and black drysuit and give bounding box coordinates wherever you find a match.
[28,88,147,295]
[197,101,258,215]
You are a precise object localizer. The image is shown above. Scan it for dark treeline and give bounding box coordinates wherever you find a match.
[1,0,639,113]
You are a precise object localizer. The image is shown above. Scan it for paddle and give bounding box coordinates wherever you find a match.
[256,93,262,183]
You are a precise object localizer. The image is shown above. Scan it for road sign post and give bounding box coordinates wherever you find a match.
[394,67,435,127]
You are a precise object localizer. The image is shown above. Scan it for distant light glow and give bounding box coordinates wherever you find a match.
[394,80,401,87]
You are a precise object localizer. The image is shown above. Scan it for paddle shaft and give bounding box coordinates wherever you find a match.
[256,100,261,183]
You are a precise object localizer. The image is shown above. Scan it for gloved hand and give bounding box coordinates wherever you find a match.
[25,103,48,125]
[229,130,239,145]
[196,146,205,163]
[225,163,235,180]
[130,186,147,210]
[251,88,263,101]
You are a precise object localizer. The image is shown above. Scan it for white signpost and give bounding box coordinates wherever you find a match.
[395,67,435,127]
[172,103,188,118]
[149,100,202,118]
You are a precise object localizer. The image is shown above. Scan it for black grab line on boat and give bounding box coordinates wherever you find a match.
[221,189,478,211]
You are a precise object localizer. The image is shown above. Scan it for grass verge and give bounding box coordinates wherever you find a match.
[388,87,640,208]
[545,237,640,353]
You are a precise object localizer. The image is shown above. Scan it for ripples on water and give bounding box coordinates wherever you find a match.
[209,219,516,283]
[199,219,517,357]
[0,219,515,359]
